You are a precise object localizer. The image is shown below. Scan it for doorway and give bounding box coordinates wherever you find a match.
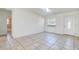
[7,16,12,33]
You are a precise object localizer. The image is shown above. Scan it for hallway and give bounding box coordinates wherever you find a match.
[0,32,79,50]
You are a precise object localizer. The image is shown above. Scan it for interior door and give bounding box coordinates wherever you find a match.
[64,15,75,35]
[75,15,79,36]
[0,16,7,35]
[7,16,12,33]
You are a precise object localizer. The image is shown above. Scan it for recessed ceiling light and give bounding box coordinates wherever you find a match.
[46,8,51,12]
[41,8,51,12]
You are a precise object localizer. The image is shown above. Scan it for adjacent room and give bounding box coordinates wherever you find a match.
[0,8,79,50]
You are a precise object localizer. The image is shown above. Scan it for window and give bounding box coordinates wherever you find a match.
[47,18,56,26]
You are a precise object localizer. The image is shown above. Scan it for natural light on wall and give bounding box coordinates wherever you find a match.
[68,20,71,29]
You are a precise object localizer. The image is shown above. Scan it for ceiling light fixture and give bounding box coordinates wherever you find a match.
[46,8,50,12]
[41,8,51,12]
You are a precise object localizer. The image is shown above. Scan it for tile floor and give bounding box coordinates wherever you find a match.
[0,32,79,50]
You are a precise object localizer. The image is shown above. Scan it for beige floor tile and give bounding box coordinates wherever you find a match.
[11,45,24,50]
[0,32,79,50]
[74,37,79,49]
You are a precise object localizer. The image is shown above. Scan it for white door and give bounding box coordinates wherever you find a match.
[64,15,75,35]
[75,15,79,36]
[0,16,7,35]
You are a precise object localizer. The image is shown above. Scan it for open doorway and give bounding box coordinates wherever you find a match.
[7,16,12,34]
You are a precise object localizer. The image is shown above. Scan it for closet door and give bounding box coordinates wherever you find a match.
[75,15,79,36]
[0,16,7,35]
[64,15,75,35]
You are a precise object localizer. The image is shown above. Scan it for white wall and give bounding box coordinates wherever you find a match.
[75,15,79,36]
[45,14,64,34]
[12,9,44,38]
[0,10,11,35]
[45,11,79,36]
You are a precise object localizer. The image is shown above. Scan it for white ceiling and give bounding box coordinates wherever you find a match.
[29,8,79,16]
[4,8,79,16]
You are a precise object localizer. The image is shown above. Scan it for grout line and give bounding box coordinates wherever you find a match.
[15,37,42,50]
[15,39,25,49]
[6,32,78,50]
[7,33,25,50]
